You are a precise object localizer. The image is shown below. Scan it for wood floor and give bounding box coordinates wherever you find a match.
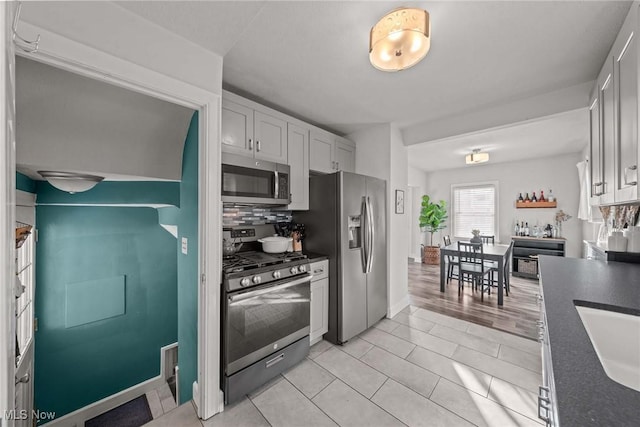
[407,261,540,340]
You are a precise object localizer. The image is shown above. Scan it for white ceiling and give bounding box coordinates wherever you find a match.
[114,0,631,171]
[21,1,633,172]
[407,108,589,172]
[15,57,194,181]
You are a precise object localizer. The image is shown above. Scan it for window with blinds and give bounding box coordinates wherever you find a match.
[452,184,497,238]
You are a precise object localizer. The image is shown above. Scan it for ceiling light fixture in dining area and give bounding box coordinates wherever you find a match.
[465,149,490,165]
[38,171,104,194]
[369,7,431,72]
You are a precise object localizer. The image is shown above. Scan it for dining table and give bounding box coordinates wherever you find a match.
[439,242,511,306]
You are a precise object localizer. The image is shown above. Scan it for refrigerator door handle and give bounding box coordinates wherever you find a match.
[361,196,368,273]
[366,196,374,273]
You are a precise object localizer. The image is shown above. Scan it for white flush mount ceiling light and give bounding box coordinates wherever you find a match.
[369,7,430,72]
[465,149,490,165]
[38,171,104,194]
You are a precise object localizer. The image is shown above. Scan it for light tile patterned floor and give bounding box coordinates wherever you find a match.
[145,306,544,427]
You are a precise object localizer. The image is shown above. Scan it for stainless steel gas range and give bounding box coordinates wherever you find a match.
[221,225,311,404]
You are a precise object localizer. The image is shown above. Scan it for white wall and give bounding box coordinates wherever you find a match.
[424,152,584,258]
[20,2,223,95]
[408,166,428,261]
[350,123,409,317]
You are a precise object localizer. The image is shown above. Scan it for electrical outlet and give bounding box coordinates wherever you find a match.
[181,237,188,255]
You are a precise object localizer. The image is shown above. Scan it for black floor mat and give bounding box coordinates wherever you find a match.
[85,395,152,427]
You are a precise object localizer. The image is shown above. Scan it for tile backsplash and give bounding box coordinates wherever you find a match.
[223,206,292,226]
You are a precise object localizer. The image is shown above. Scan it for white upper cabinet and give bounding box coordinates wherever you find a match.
[614,7,639,203]
[590,3,640,206]
[287,123,309,210]
[221,99,287,163]
[221,99,253,154]
[589,88,601,206]
[310,130,335,173]
[599,57,616,205]
[334,136,356,173]
[254,111,287,163]
[309,131,356,174]
[222,90,356,210]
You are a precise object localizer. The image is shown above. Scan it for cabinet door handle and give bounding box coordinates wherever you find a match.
[256,140,261,152]
[624,165,637,186]
[313,268,324,274]
[248,139,254,150]
[336,161,340,170]
[331,161,336,170]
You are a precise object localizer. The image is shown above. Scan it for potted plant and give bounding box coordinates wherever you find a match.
[419,195,448,265]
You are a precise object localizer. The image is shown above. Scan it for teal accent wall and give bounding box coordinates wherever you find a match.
[34,206,178,421]
[177,112,198,403]
[36,181,179,206]
[16,172,36,193]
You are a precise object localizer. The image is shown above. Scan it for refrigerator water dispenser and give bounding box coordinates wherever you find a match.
[348,215,361,249]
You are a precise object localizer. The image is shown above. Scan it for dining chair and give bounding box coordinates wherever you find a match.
[485,240,514,296]
[480,235,495,244]
[442,235,458,284]
[457,241,493,300]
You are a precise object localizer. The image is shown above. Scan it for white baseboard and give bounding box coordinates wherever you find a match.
[387,294,410,319]
[47,342,178,427]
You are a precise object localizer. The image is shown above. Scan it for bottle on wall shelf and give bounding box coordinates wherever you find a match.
[518,193,524,202]
[539,190,546,202]
[532,192,538,202]
[525,222,530,236]
[547,189,555,202]
[524,193,531,202]
[520,221,525,236]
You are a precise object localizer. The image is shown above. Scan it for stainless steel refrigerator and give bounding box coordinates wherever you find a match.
[296,171,387,344]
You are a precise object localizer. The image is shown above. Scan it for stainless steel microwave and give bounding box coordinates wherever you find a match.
[221,153,290,205]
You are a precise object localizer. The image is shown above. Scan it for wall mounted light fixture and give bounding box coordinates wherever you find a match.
[465,149,490,165]
[369,7,430,72]
[38,171,104,194]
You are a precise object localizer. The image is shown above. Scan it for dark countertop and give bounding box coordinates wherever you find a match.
[538,256,640,426]
[304,251,328,263]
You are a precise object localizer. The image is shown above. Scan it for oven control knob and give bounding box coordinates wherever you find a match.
[290,266,299,274]
[272,271,281,279]
[240,278,250,287]
[252,276,262,284]
[299,265,307,273]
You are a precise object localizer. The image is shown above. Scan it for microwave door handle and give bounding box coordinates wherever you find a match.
[228,273,313,303]
[273,171,279,199]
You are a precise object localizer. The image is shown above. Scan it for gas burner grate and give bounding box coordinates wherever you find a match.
[222,251,307,274]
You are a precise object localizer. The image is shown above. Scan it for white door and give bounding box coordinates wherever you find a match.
[15,191,35,427]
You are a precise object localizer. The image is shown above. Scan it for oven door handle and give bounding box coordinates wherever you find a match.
[228,273,313,303]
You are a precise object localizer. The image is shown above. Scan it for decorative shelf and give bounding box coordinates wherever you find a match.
[515,201,557,209]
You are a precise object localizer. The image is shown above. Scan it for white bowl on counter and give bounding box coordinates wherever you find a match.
[258,236,292,253]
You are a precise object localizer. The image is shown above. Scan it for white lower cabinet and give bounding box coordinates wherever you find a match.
[309,260,329,345]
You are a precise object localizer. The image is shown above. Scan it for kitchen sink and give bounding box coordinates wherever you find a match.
[575,304,640,392]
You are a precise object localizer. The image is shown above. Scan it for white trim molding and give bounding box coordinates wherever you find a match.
[388,294,410,319]
[1,2,17,423]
